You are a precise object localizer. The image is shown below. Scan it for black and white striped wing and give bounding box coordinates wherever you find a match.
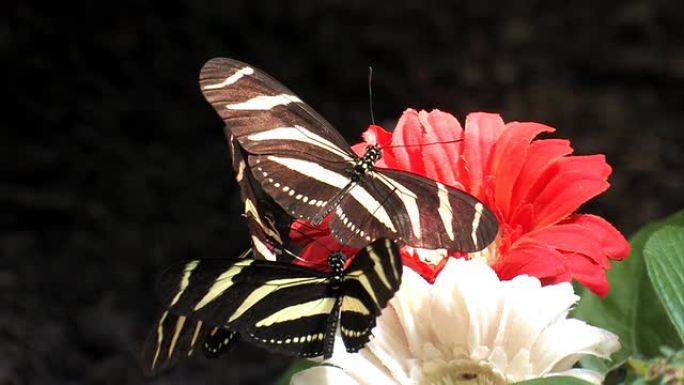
[248,154,355,222]
[228,134,292,260]
[203,326,239,358]
[202,58,356,225]
[157,257,335,357]
[340,238,402,352]
[331,169,499,250]
[232,284,340,358]
[142,312,239,374]
[141,312,209,374]
[200,58,353,163]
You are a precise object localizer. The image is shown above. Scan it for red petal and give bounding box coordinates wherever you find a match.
[565,214,630,260]
[494,240,568,281]
[532,170,610,229]
[361,124,394,148]
[523,224,610,268]
[525,155,611,206]
[418,109,465,187]
[463,113,505,196]
[294,241,332,271]
[289,218,330,243]
[510,139,574,223]
[293,233,359,272]
[490,122,555,220]
[403,255,439,283]
[391,109,426,175]
[564,251,610,297]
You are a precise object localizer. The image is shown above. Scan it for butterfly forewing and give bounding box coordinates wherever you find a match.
[200,58,352,162]
[141,312,208,375]
[159,258,328,328]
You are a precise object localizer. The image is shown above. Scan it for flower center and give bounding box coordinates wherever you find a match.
[420,360,507,385]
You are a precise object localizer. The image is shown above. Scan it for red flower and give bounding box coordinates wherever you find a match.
[291,109,630,296]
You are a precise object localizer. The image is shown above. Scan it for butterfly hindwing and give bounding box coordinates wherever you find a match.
[371,169,499,251]
[340,239,402,352]
[236,286,339,358]
[249,154,352,222]
[228,134,292,260]
[203,327,239,358]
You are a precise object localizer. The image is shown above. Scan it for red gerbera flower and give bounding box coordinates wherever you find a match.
[291,109,629,296]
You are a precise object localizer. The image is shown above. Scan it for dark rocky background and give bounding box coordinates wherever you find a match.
[3,1,683,384]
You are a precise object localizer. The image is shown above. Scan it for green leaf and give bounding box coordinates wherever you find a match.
[644,225,684,342]
[275,359,318,385]
[574,211,684,366]
[513,377,594,385]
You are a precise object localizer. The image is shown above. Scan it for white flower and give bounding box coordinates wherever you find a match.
[292,258,620,385]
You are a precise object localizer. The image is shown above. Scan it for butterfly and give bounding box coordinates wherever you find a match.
[199,58,499,252]
[156,237,402,359]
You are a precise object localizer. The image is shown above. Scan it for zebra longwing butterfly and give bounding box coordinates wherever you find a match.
[199,58,499,251]
[157,238,402,359]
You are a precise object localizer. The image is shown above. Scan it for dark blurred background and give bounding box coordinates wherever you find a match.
[3,1,683,384]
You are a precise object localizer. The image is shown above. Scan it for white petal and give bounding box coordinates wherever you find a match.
[291,366,360,385]
[531,318,620,374]
[494,278,578,359]
[431,259,501,352]
[365,307,413,383]
[390,266,435,356]
[321,259,617,385]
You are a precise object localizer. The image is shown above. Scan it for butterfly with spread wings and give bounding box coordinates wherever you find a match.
[199,58,499,252]
[156,238,402,359]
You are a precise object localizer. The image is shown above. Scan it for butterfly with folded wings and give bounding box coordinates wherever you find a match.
[199,58,499,252]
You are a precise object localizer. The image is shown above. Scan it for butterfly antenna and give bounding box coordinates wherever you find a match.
[368,66,375,126]
[377,138,465,152]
